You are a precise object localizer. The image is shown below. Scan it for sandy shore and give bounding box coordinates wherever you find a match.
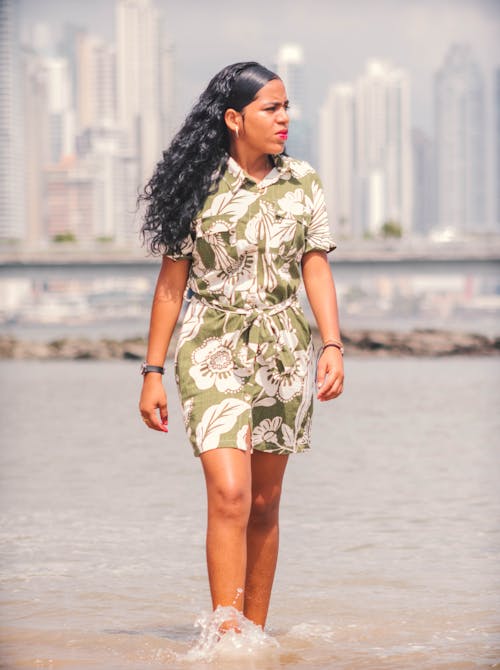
[1,327,498,360]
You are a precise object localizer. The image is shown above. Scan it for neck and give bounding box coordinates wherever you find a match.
[228,146,272,181]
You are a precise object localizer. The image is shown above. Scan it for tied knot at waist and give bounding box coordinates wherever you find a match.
[189,293,301,373]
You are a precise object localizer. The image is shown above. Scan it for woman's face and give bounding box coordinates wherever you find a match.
[235,78,289,156]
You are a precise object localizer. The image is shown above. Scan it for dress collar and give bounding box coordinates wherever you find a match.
[224,153,296,192]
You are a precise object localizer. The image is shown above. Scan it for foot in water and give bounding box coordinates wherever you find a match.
[217,618,242,637]
[186,606,279,662]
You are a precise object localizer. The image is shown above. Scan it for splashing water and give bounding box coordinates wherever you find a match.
[182,606,280,663]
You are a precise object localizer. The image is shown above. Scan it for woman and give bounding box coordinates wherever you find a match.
[139,62,344,633]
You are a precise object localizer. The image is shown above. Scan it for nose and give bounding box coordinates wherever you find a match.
[277,105,289,124]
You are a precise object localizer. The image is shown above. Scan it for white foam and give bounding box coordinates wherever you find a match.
[181,606,280,663]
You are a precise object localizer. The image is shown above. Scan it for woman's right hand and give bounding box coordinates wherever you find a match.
[139,374,169,432]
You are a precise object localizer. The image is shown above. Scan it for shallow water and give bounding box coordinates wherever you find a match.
[0,358,499,669]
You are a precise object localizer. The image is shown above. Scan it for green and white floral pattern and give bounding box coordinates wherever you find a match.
[168,154,335,457]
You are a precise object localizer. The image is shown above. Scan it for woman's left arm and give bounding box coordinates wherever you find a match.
[301,250,344,402]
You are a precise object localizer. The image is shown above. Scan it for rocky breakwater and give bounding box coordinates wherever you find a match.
[0,336,147,361]
[339,328,500,357]
[0,328,499,360]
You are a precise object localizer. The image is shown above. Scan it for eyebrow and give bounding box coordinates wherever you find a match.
[258,99,290,105]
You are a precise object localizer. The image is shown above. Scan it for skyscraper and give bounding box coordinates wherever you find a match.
[276,44,310,162]
[434,44,485,233]
[319,83,355,238]
[116,0,163,186]
[495,68,500,229]
[412,128,436,236]
[354,60,412,236]
[0,0,25,241]
[76,33,116,130]
[23,47,50,247]
[160,42,176,147]
[59,23,85,110]
[44,57,75,163]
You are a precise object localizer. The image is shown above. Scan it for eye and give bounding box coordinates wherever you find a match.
[264,103,290,112]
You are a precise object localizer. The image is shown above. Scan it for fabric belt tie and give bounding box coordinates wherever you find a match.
[190,293,299,374]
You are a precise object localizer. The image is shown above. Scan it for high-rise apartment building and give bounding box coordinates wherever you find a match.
[495,67,500,229]
[23,48,50,247]
[116,0,163,185]
[74,25,142,246]
[354,60,412,236]
[319,83,354,238]
[160,42,176,147]
[59,23,85,109]
[0,0,25,241]
[412,128,436,236]
[276,44,310,163]
[44,57,76,163]
[434,44,485,233]
[76,126,137,246]
[114,0,175,245]
[45,156,94,242]
[76,33,116,130]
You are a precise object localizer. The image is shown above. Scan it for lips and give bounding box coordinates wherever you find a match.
[277,131,288,140]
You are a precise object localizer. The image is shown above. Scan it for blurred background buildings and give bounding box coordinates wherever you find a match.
[0,0,499,336]
[319,59,412,238]
[1,0,176,252]
[1,0,499,252]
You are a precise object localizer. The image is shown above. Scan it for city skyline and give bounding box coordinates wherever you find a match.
[2,0,499,248]
[18,0,500,134]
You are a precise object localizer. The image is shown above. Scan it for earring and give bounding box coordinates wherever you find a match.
[235,126,239,139]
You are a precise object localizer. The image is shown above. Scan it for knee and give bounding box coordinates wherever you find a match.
[209,483,251,525]
[249,488,282,529]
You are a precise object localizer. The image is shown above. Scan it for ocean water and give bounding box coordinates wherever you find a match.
[0,358,499,669]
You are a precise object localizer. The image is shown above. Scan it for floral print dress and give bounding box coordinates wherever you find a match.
[166,154,336,457]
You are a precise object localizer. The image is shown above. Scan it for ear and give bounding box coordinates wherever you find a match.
[224,108,241,133]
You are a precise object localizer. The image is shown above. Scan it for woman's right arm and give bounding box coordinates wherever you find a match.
[139,256,190,432]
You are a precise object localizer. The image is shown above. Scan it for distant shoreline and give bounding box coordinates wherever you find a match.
[1,327,498,359]
[2,236,500,269]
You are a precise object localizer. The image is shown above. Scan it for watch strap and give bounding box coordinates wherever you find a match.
[140,362,165,376]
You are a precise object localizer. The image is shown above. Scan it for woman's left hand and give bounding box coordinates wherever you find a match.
[316,347,344,401]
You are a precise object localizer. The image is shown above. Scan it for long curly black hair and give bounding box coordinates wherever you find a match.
[139,62,279,255]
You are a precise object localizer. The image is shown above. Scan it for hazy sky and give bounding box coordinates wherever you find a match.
[18,0,500,134]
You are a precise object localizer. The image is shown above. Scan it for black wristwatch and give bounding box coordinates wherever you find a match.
[140,362,165,376]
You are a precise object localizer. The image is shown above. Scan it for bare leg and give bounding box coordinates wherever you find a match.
[200,446,252,630]
[244,451,289,628]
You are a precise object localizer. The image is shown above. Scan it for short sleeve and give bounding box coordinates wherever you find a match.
[304,173,336,254]
[162,232,194,261]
